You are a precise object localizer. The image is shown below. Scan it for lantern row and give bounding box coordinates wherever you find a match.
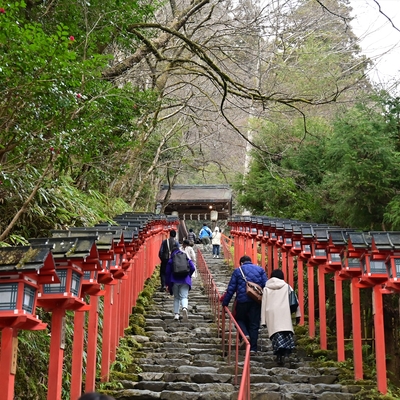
[0,212,179,400]
[228,215,398,394]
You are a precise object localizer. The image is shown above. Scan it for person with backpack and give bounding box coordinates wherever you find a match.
[198,223,212,252]
[187,228,197,247]
[165,243,196,322]
[158,229,179,292]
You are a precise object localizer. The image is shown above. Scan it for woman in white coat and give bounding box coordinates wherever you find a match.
[211,227,222,258]
[261,269,300,365]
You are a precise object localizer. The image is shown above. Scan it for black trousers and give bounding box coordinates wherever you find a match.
[160,259,168,288]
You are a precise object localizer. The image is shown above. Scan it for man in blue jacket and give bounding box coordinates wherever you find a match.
[221,255,267,354]
[198,223,212,252]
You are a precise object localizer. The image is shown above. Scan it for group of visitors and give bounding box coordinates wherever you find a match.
[198,223,222,257]
[157,223,222,322]
[221,255,300,365]
[157,226,298,365]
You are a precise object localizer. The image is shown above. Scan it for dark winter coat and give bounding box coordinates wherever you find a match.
[221,261,267,306]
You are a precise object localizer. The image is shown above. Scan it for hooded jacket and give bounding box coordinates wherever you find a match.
[221,261,267,306]
[165,248,196,292]
[261,277,298,337]
[211,229,222,245]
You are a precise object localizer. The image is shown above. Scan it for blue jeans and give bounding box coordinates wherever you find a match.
[212,244,220,256]
[235,301,261,352]
[172,283,190,314]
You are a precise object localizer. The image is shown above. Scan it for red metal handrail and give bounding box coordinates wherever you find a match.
[196,249,251,400]
[221,233,234,267]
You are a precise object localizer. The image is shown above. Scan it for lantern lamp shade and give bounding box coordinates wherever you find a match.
[314,249,327,257]
[0,283,18,311]
[395,259,400,277]
[0,282,36,314]
[341,253,361,269]
[293,241,301,250]
[70,271,81,296]
[23,285,36,313]
[387,258,400,279]
[42,268,82,297]
[348,258,360,269]
[329,253,341,263]
[43,269,68,294]
[370,260,386,274]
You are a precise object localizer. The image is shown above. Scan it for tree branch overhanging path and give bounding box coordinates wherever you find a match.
[102,0,371,156]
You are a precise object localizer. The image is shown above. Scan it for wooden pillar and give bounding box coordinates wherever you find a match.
[297,258,305,325]
[101,284,113,382]
[0,327,18,400]
[85,296,99,392]
[273,246,279,271]
[288,253,294,289]
[252,239,258,266]
[47,308,66,400]
[318,265,327,350]
[282,251,288,282]
[351,278,363,380]
[334,272,345,362]
[260,241,266,271]
[308,263,315,338]
[373,285,387,394]
[70,311,86,399]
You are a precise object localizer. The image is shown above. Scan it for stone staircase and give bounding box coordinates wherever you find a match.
[111,250,361,399]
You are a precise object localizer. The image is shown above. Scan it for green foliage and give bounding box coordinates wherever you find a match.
[237,94,400,230]
[0,1,161,242]
[0,174,130,242]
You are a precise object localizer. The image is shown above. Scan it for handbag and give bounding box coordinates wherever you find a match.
[288,286,299,313]
[239,267,263,304]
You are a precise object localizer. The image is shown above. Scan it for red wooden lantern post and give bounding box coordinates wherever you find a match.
[356,232,399,395]
[236,222,245,267]
[29,236,99,400]
[267,221,279,273]
[299,226,314,337]
[290,225,304,325]
[339,232,368,381]
[250,223,258,265]
[325,230,351,362]
[308,227,330,350]
[281,222,295,288]
[257,222,266,271]
[0,245,58,400]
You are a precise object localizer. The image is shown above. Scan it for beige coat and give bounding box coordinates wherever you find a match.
[261,277,299,337]
[211,230,221,245]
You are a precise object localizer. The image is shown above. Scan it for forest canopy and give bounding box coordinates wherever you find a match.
[0,0,398,243]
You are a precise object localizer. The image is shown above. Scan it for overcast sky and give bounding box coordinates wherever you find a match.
[349,0,400,92]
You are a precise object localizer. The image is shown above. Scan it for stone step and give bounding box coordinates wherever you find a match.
[108,251,359,400]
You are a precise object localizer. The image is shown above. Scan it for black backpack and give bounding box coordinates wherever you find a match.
[172,251,191,277]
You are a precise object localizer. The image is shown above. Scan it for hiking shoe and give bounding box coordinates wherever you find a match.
[239,335,250,349]
[182,307,188,322]
[276,354,284,366]
[174,314,180,321]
